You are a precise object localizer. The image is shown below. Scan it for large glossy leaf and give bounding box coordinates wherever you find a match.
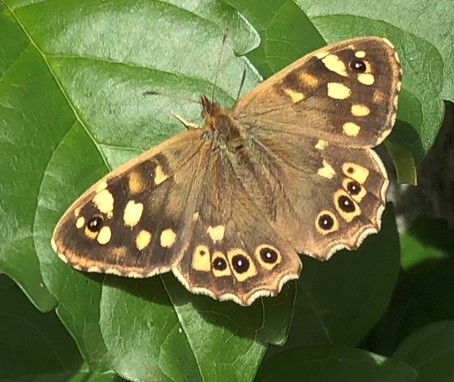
[0,275,83,380]
[364,219,454,356]
[256,344,417,382]
[394,321,454,382]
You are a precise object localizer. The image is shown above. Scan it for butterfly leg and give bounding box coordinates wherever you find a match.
[171,112,201,130]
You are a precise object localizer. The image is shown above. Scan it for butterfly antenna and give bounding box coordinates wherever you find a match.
[211,29,229,102]
[143,90,199,105]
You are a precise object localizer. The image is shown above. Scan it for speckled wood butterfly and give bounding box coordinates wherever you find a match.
[52,37,402,306]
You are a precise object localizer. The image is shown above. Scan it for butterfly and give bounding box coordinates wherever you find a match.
[51,36,402,306]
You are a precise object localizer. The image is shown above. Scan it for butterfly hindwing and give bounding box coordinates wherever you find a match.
[173,151,302,306]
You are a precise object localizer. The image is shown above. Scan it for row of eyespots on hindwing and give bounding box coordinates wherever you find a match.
[191,244,282,282]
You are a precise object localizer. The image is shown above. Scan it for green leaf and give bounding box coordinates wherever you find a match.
[225,0,325,78]
[394,321,454,382]
[256,344,417,382]
[0,275,82,380]
[385,140,417,185]
[364,219,454,355]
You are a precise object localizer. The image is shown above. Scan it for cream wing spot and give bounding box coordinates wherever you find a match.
[315,140,328,150]
[97,226,112,245]
[317,160,336,179]
[322,54,348,77]
[92,189,114,218]
[207,225,225,243]
[327,83,351,99]
[192,245,211,272]
[343,162,370,184]
[160,229,176,248]
[343,122,361,137]
[355,50,366,58]
[136,230,152,251]
[154,165,168,185]
[76,216,85,229]
[283,88,305,103]
[351,104,370,117]
[357,73,375,85]
[123,200,144,227]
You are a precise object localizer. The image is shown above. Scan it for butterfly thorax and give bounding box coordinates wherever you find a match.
[201,95,245,152]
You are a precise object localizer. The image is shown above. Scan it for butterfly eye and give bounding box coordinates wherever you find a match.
[347,181,362,195]
[213,257,228,271]
[337,195,356,213]
[350,59,367,73]
[259,247,278,264]
[231,254,250,273]
[318,214,335,230]
[86,216,104,232]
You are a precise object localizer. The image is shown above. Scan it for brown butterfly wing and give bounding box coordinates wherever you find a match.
[52,129,208,277]
[173,148,302,306]
[244,131,388,260]
[234,37,402,147]
[52,127,301,306]
[230,37,401,260]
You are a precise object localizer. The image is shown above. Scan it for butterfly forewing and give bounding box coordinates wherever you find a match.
[52,129,208,277]
[235,37,402,148]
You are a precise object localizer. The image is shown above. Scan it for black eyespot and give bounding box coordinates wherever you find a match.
[213,257,227,271]
[318,214,334,230]
[87,216,103,232]
[350,59,366,73]
[259,247,278,264]
[232,254,250,274]
[338,195,356,213]
[347,181,361,195]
